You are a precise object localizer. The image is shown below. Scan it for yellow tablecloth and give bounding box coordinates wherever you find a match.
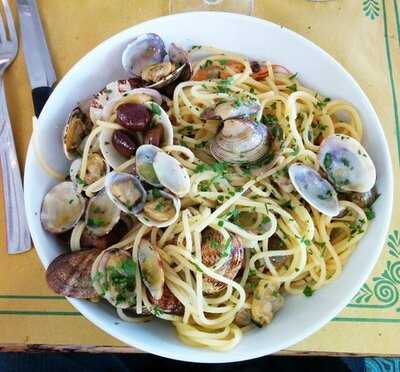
[1,0,399,355]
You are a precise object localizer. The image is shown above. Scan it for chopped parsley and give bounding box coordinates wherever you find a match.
[211,239,221,249]
[272,290,279,298]
[287,83,297,92]
[300,236,311,246]
[315,97,331,110]
[192,262,203,273]
[75,175,87,186]
[68,199,74,204]
[87,218,104,227]
[303,286,315,297]
[289,72,298,80]
[152,305,164,317]
[150,188,161,198]
[364,207,375,220]
[149,102,161,116]
[190,45,202,51]
[216,77,234,93]
[221,238,232,257]
[262,216,271,224]
[317,189,333,200]
[218,220,224,227]
[155,200,165,211]
[289,145,300,157]
[217,195,225,202]
[280,200,293,210]
[218,59,229,66]
[323,153,333,170]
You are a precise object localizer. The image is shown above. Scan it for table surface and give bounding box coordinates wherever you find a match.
[1,0,399,356]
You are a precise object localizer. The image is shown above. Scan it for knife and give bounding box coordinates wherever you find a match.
[17,0,56,117]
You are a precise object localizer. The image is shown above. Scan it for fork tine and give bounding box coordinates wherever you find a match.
[0,10,7,43]
[2,0,16,42]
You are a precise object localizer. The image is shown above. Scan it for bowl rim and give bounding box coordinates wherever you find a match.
[24,11,394,363]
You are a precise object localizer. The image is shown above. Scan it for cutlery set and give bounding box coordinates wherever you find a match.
[1,0,55,254]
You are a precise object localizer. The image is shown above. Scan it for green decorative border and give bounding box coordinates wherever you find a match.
[348,230,400,311]
[363,0,381,20]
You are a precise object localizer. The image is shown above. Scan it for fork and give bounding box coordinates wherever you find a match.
[0,0,31,253]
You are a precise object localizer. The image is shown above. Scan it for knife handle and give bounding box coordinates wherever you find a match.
[32,86,52,117]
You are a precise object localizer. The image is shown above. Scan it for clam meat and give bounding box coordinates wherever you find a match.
[85,190,121,236]
[41,181,86,234]
[122,33,192,90]
[105,171,146,215]
[63,107,92,160]
[91,248,136,308]
[69,153,108,187]
[136,189,180,228]
[210,119,271,164]
[251,281,284,327]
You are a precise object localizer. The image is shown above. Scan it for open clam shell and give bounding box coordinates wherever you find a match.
[122,33,167,77]
[91,248,136,308]
[135,143,189,196]
[70,154,109,188]
[85,190,121,236]
[41,181,86,234]
[137,239,165,301]
[46,248,102,298]
[288,163,340,217]
[318,134,376,193]
[136,189,181,228]
[63,107,92,160]
[210,119,270,164]
[105,171,146,215]
[122,33,192,90]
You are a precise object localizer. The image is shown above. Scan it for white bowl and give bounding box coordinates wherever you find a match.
[24,12,393,363]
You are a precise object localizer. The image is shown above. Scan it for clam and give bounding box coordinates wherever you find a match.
[63,107,92,160]
[41,181,86,234]
[69,154,109,187]
[288,163,340,217]
[210,119,271,164]
[251,282,284,327]
[149,285,184,315]
[201,227,244,294]
[91,248,136,308]
[46,248,102,298]
[90,78,162,123]
[201,99,260,121]
[268,235,291,269]
[104,171,146,215]
[137,239,164,300]
[342,185,378,209]
[122,33,192,90]
[234,307,252,327]
[135,145,190,196]
[85,190,121,236]
[318,134,376,193]
[136,189,180,228]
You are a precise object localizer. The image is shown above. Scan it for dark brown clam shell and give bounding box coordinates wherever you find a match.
[201,227,244,294]
[46,249,102,298]
[149,284,184,315]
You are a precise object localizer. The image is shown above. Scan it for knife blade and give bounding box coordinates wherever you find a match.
[17,0,56,116]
